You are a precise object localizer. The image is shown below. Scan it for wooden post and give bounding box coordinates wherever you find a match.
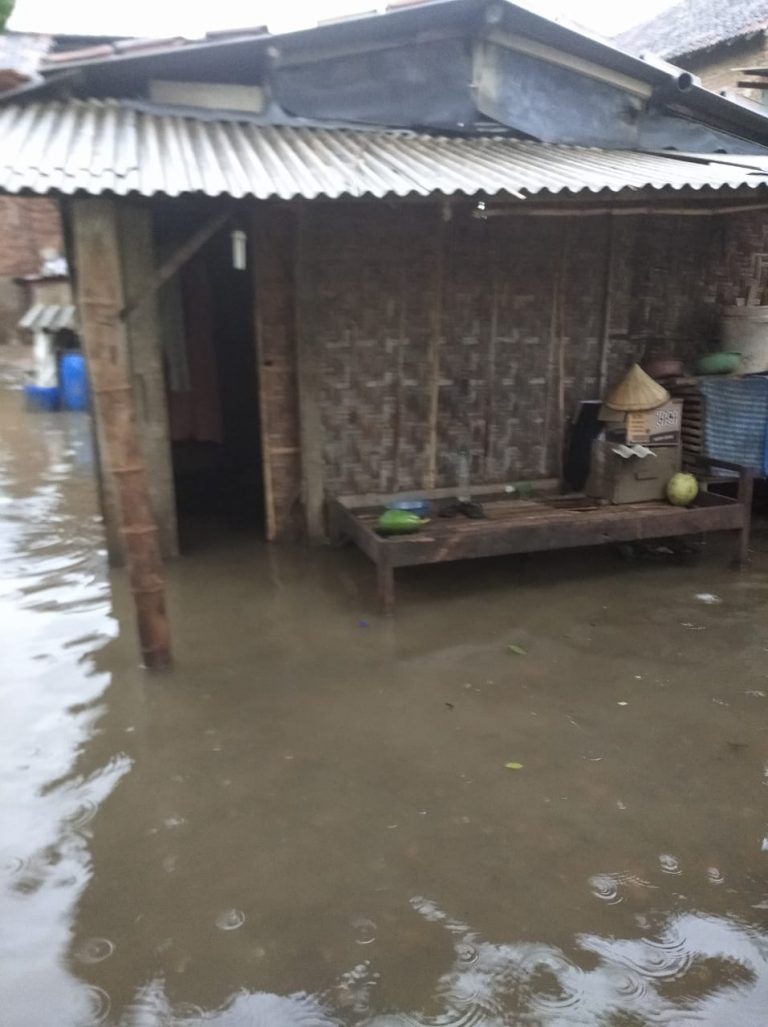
[118,203,179,559]
[425,204,447,490]
[542,230,560,477]
[377,558,396,614]
[90,411,126,566]
[556,229,570,479]
[391,263,406,493]
[294,205,326,541]
[484,236,499,479]
[73,197,172,670]
[597,214,616,395]
[734,466,754,568]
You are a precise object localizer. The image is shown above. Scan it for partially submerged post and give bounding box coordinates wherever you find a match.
[72,197,172,670]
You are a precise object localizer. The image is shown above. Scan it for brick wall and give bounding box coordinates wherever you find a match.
[255,200,768,536]
[679,35,768,104]
[0,196,62,276]
[0,196,63,347]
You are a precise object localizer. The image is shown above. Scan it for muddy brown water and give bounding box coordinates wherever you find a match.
[2,387,768,1026]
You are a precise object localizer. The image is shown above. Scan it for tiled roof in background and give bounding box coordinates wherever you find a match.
[0,33,53,88]
[616,0,768,60]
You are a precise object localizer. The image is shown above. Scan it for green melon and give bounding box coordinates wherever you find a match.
[377,509,426,535]
[666,472,698,507]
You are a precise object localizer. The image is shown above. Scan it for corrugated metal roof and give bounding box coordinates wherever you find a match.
[19,303,78,332]
[1,100,768,201]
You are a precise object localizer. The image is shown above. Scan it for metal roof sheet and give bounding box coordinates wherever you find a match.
[19,303,78,332]
[1,100,768,202]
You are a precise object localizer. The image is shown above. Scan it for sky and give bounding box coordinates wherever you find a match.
[8,0,677,41]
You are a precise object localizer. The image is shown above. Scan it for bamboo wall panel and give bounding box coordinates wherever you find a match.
[272,201,768,527]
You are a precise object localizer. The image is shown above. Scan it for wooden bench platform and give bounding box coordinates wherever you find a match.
[328,458,752,612]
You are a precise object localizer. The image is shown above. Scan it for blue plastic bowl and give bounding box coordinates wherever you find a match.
[386,499,431,517]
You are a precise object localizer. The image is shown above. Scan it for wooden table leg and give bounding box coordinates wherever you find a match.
[327,502,347,548]
[732,526,750,568]
[732,468,753,568]
[377,560,395,614]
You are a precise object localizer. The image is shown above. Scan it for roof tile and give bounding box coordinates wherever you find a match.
[617,0,768,60]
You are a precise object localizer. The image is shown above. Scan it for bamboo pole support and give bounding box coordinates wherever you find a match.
[72,197,172,670]
[597,214,616,395]
[294,205,326,541]
[556,230,570,479]
[425,203,448,490]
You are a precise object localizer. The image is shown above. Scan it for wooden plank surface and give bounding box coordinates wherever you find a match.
[341,495,745,569]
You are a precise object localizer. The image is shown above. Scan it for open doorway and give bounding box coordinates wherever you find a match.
[156,206,264,551]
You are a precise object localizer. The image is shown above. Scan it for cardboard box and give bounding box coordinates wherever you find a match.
[586,440,681,504]
[599,399,682,446]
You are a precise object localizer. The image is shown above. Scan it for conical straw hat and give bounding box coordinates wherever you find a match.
[604,363,670,412]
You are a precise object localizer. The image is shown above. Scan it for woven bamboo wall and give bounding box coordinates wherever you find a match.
[258,201,768,534]
[298,202,616,496]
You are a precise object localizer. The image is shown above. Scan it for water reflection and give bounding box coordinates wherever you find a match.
[0,398,119,1026]
[110,897,768,1025]
[3,388,768,1026]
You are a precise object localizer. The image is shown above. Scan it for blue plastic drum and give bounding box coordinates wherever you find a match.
[59,352,89,411]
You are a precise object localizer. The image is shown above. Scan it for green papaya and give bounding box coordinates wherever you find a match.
[377,509,426,535]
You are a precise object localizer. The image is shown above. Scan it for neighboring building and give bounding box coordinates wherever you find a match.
[0,32,137,345]
[617,0,768,103]
[0,195,61,346]
[0,34,63,344]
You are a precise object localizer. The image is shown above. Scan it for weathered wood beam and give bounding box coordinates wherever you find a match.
[597,214,616,395]
[477,202,768,219]
[118,202,180,559]
[120,210,231,322]
[73,197,172,670]
[425,205,447,490]
[294,206,326,541]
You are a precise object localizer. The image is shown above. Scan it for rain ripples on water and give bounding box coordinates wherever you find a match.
[3,388,768,1025]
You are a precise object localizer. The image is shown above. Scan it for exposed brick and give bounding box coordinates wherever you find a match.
[0,196,63,277]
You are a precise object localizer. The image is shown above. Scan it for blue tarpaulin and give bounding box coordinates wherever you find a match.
[699,376,768,476]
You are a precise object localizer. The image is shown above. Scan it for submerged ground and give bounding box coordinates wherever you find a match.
[1,385,768,1026]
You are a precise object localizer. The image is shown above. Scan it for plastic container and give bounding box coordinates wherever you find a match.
[721,305,768,373]
[59,352,89,411]
[24,384,60,411]
[695,351,741,376]
[385,499,431,517]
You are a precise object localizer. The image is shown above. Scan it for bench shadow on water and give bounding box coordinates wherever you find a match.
[2,387,768,1026]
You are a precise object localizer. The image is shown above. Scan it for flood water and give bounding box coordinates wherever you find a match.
[2,385,768,1026]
